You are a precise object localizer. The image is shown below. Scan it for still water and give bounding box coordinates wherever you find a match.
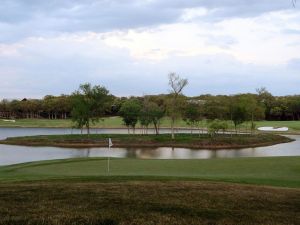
[0,128,300,166]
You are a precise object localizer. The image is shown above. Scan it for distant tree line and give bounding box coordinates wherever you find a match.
[1,78,300,135]
[0,95,72,120]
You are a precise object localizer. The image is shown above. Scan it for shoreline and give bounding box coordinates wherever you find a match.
[0,134,293,150]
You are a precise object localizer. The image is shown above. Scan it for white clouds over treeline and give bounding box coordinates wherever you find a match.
[0,0,299,98]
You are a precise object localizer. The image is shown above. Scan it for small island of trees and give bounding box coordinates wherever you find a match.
[0,73,295,148]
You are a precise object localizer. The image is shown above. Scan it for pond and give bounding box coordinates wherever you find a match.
[0,128,300,166]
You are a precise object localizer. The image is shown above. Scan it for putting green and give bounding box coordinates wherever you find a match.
[1,156,299,188]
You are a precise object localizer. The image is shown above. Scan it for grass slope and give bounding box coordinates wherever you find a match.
[1,157,299,224]
[0,133,292,149]
[0,181,299,225]
[1,157,299,188]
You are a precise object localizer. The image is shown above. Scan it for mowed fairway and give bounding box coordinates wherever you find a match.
[2,117,300,132]
[0,157,300,225]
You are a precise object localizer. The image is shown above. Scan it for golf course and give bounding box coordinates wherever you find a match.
[2,1,300,224]
[0,120,299,224]
[1,156,300,187]
[2,117,300,133]
[0,157,299,224]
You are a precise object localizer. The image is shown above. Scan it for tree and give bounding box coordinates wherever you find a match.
[119,99,142,134]
[140,99,165,135]
[256,87,275,120]
[71,83,112,136]
[43,95,57,119]
[208,119,228,137]
[231,101,247,134]
[57,95,72,119]
[149,103,165,135]
[237,94,265,134]
[183,101,203,134]
[139,99,153,134]
[167,72,188,139]
[204,96,230,120]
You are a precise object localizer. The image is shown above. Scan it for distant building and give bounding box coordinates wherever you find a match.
[187,99,206,105]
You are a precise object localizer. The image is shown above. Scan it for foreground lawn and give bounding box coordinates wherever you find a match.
[1,157,299,224]
[0,181,299,225]
[2,117,300,132]
[1,157,299,188]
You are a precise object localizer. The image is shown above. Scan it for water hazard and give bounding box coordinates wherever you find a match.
[0,128,299,166]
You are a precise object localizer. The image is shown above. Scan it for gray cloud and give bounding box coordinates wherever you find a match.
[0,41,299,99]
[0,0,299,99]
[0,0,298,42]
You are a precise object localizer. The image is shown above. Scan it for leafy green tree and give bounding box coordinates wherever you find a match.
[256,87,275,120]
[71,83,112,136]
[204,96,230,120]
[140,99,165,135]
[56,95,72,119]
[232,103,247,134]
[287,96,300,120]
[271,97,289,120]
[208,119,228,137]
[183,102,203,134]
[167,72,188,139]
[119,99,142,134]
[237,94,265,134]
[149,103,165,135]
[139,100,153,134]
[9,100,22,118]
[0,99,10,118]
[43,95,56,119]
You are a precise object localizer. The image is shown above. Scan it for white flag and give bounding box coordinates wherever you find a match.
[108,138,113,148]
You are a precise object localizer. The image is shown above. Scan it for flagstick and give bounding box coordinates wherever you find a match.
[107,138,113,175]
[107,145,110,174]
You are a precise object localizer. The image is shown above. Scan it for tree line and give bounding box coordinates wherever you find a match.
[1,74,300,135]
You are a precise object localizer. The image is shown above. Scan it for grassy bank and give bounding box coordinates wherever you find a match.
[0,133,292,149]
[1,157,299,224]
[1,117,300,132]
[0,180,299,225]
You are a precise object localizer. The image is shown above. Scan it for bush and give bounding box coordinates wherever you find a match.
[208,119,228,137]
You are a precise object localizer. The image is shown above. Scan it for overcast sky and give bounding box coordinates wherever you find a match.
[0,0,299,99]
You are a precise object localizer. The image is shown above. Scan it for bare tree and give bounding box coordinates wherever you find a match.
[292,0,297,7]
[167,72,188,140]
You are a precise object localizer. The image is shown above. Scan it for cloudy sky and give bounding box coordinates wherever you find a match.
[0,0,299,99]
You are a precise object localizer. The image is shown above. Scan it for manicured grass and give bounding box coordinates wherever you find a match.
[1,117,300,132]
[0,133,292,149]
[0,118,74,128]
[0,117,189,128]
[1,157,299,224]
[1,157,299,188]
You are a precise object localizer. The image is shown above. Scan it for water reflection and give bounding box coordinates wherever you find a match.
[0,127,189,140]
[0,128,300,166]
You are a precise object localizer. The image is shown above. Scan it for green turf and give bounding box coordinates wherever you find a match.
[1,157,299,188]
[1,157,299,224]
[0,117,189,128]
[1,117,300,132]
